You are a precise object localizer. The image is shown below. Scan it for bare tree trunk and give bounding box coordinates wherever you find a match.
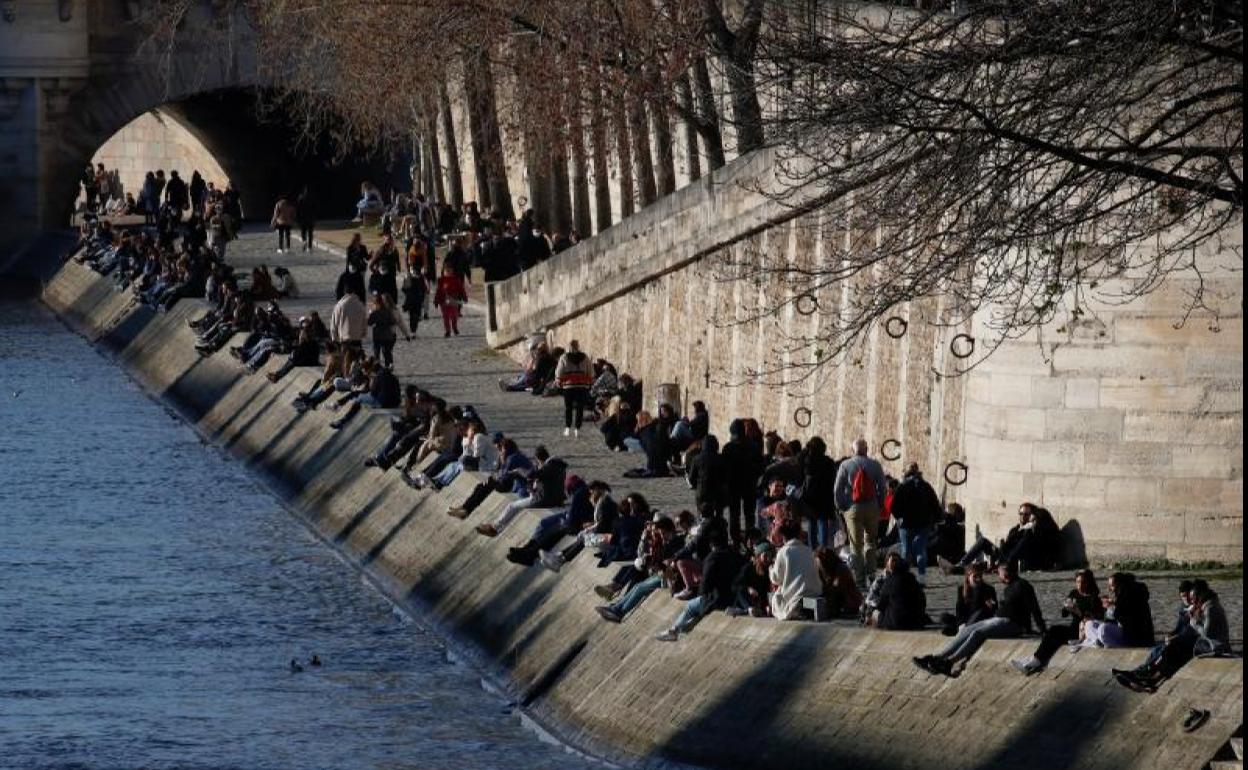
[692,57,726,170]
[724,59,765,153]
[425,111,447,203]
[462,50,512,217]
[589,84,613,232]
[614,101,635,219]
[423,134,438,202]
[550,136,574,235]
[676,74,702,181]
[461,60,492,209]
[628,93,658,207]
[650,86,677,196]
[569,106,593,236]
[437,80,463,207]
[411,134,425,196]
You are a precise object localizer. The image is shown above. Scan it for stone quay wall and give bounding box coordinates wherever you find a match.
[43,257,1242,770]
[486,148,1244,564]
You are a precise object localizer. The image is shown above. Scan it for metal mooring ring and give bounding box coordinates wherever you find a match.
[517,196,529,208]
[950,333,976,359]
[944,461,969,486]
[794,293,819,316]
[793,406,813,428]
[885,316,908,339]
[881,439,902,461]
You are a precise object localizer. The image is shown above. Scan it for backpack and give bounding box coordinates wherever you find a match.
[851,464,876,505]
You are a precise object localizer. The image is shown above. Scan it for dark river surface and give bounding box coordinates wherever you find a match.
[0,300,595,770]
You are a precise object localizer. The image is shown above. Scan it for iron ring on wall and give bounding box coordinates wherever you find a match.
[794,293,819,316]
[881,439,902,461]
[950,334,976,359]
[944,461,969,486]
[793,406,813,428]
[517,195,529,208]
[884,316,908,339]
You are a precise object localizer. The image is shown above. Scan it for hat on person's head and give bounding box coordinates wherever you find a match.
[754,542,774,557]
[564,474,583,493]
[492,431,506,444]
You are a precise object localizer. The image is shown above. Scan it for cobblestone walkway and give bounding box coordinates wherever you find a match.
[225,226,1242,649]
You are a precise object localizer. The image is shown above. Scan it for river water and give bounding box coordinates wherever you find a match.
[0,301,594,770]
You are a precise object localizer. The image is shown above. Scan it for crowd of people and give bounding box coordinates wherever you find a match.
[67,176,1235,691]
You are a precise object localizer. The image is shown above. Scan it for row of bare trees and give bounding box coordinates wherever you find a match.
[144,0,1242,382]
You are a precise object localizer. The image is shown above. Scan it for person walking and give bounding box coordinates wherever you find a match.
[271,194,297,254]
[555,340,594,437]
[433,264,467,337]
[834,437,887,587]
[890,462,942,582]
[189,170,207,215]
[296,187,316,251]
[367,293,409,369]
[400,264,427,336]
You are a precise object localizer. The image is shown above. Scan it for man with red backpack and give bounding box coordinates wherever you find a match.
[834,438,888,588]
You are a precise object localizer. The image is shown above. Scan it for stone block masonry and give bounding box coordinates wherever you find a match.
[486,143,1243,564]
[43,253,1242,770]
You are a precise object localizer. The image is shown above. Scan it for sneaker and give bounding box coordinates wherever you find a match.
[573,428,579,438]
[725,607,747,617]
[913,656,936,673]
[563,427,572,437]
[654,629,678,642]
[539,550,564,573]
[447,507,469,519]
[475,523,498,537]
[594,584,618,600]
[673,589,696,601]
[329,420,344,430]
[595,606,622,623]
[506,548,537,567]
[1010,657,1040,675]
[364,458,378,468]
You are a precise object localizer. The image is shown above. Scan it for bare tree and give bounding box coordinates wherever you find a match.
[720,0,1243,385]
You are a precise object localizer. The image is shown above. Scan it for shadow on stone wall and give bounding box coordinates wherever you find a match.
[1061,519,1089,569]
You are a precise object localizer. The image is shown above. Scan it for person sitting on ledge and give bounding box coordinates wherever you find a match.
[623,403,676,478]
[505,475,593,568]
[1074,572,1154,649]
[539,480,619,572]
[928,502,967,567]
[654,526,744,642]
[475,446,566,535]
[1113,579,1229,693]
[768,519,823,620]
[499,341,556,393]
[938,561,996,636]
[427,418,496,489]
[599,399,638,453]
[940,502,1062,574]
[1011,569,1103,674]
[814,547,862,619]
[595,514,682,623]
[328,357,400,431]
[726,541,775,618]
[914,562,1044,677]
[365,387,429,468]
[267,322,323,383]
[448,438,533,524]
[395,399,457,480]
[867,553,929,630]
[292,346,345,413]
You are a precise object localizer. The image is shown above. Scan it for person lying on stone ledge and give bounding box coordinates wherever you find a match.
[267,322,324,384]
[595,514,684,623]
[939,502,1062,574]
[327,357,401,431]
[194,291,255,356]
[914,562,1045,678]
[654,525,744,642]
[538,481,622,573]
[425,418,497,489]
[504,475,595,567]
[292,346,345,413]
[229,302,294,372]
[1112,579,1229,693]
[539,484,633,574]
[468,446,566,533]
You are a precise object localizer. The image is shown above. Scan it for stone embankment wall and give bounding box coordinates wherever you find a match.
[83,109,230,206]
[44,258,1242,770]
[486,149,1244,563]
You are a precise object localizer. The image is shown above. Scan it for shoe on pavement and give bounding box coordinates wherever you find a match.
[596,606,622,623]
[573,428,579,438]
[563,427,572,437]
[539,550,564,573]
[594,584,618,600]
[673,589,695,601]
[654,629,678,642]
[447,507,470,519]
[475,523,498,537]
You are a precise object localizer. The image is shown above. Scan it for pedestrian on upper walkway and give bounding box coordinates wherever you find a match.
[834,437,887,587]
[555,340,593,437]
[433,264,467,337]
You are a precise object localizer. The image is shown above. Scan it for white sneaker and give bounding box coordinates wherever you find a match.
[539,550,563,573]
[563,427,571,437]
[573,428,580,438]
[654,629,678,642]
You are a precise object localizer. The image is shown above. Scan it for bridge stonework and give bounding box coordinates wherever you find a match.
[487,150,1244,564]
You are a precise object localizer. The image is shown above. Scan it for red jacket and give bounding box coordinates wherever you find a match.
[433,275,467,307]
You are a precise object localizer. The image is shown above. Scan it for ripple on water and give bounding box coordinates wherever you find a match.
[0,300,598,770]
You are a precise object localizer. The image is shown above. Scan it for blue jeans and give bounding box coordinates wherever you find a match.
[899,526,932,577]
[433,461,463,488]
[612,575,662,617]
[938,617,1023,663]
[807,515,837,549]
[672,595,711,633]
